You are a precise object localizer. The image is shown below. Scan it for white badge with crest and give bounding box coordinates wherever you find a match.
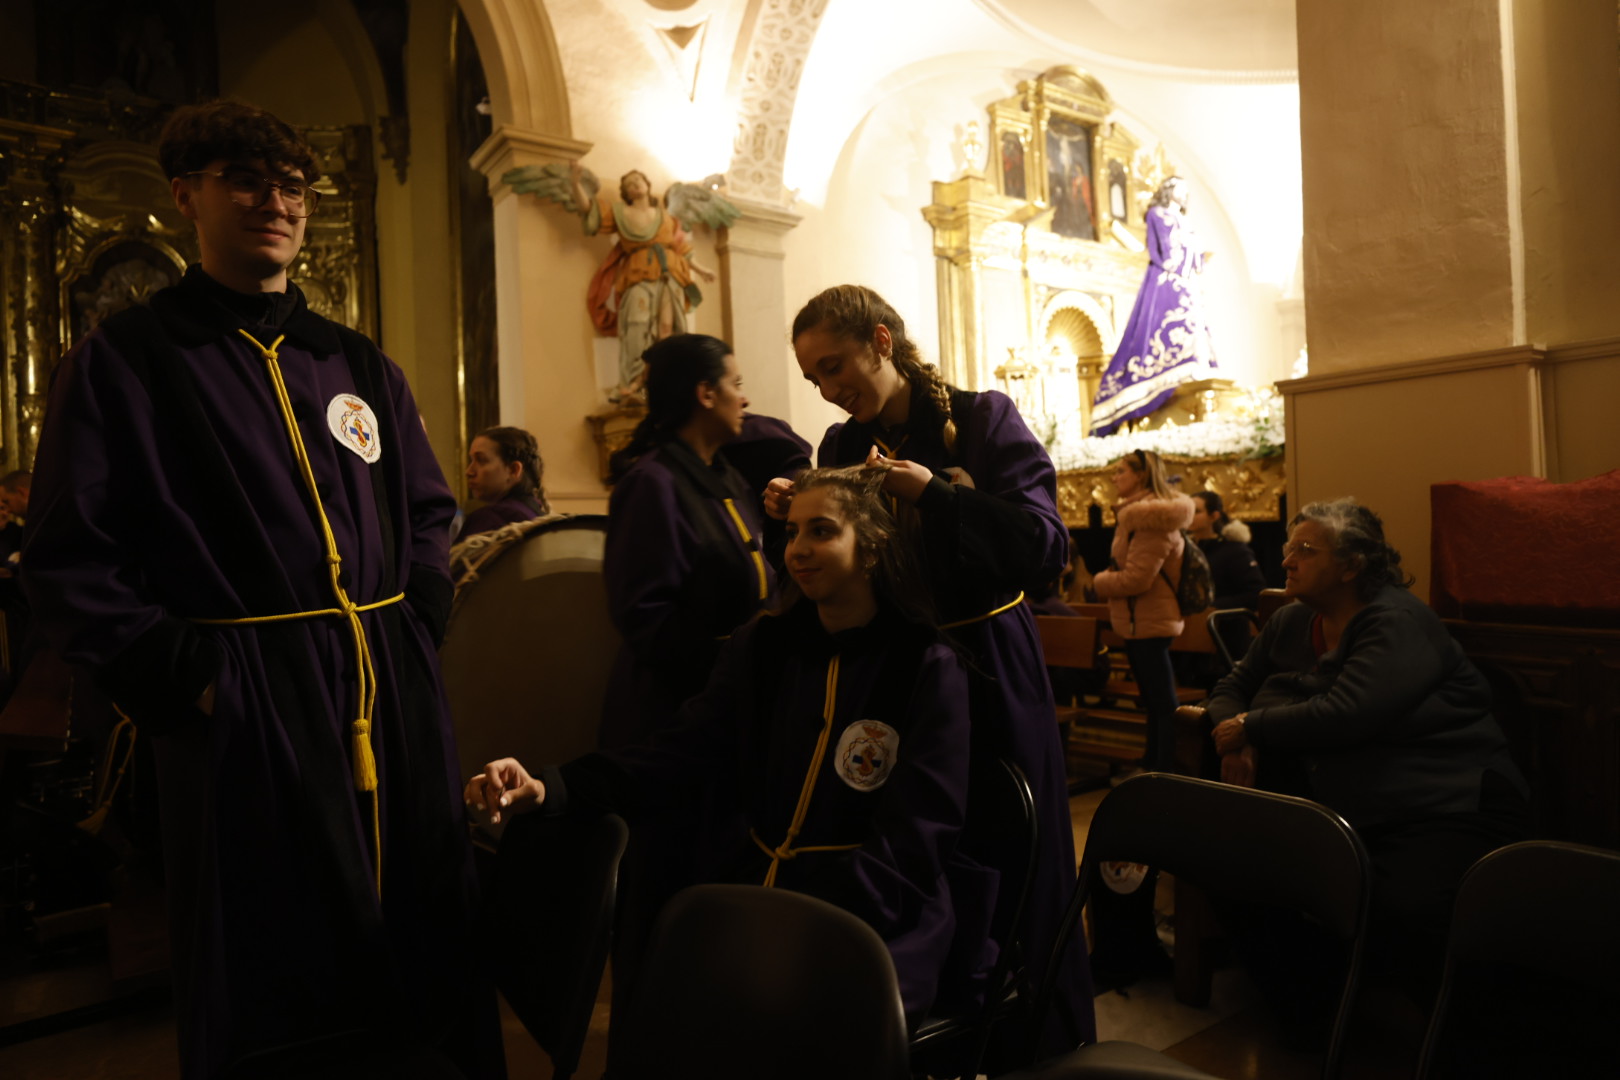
[835,720,900,792]
[327,393,382,463]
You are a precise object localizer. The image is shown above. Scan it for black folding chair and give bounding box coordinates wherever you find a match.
[1415,840,1620,1079]
[491,811,630,1080]
[1205,606,1258,672]
[613,884,909,1080]
[1009,773,1370,1080]
[910,758,1040,1079]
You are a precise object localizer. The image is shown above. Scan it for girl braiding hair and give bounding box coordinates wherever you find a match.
[791,285,958,453]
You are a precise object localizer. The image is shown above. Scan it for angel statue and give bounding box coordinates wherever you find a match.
[503,161,741,401]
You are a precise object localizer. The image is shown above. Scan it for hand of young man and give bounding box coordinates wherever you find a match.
[464,758,545,826]
[763,477,794,520]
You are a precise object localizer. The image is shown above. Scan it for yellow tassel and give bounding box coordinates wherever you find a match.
[351,719,378,791]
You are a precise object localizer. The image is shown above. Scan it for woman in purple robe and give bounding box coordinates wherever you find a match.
[468,467,980,1025]
[600,333,775,750]
[1091,176,1219,436]
[769,285,1094,1064]
[459,425,550,538]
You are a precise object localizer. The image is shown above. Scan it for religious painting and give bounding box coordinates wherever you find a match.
[1046,117,1096,241]
[1108,160,1129,224]
[1000,131,1027,200]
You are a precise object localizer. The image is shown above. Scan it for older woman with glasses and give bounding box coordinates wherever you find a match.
[1204,498,1528,1032]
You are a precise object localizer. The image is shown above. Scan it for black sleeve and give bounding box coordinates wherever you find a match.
[94,617,222,735]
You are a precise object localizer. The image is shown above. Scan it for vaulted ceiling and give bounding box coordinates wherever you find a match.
[983,0,1297,72]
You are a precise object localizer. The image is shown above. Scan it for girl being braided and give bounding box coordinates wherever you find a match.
[764,284,1095,1061]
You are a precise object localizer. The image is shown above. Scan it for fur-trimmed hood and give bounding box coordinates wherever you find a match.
[1219,519,1253,544]
[1115,492,1196,533]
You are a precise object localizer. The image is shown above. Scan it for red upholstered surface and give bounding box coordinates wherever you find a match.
[1431,470,1620,624]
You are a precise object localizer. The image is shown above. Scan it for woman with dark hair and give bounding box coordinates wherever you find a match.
[467,467,980,1026]
[1206,498,1528,1024]
[1190,489,1266,611]
[602,332,771,749]
[460,425,550,538]
[769,284,1094,1056]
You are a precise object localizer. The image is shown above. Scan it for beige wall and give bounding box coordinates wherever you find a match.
[1297,0,1517,372]
[1542,343,1620,484]
[1290,0,1620,599]
[1512,0,1620,345]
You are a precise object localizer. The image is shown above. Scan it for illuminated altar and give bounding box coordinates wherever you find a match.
[921,66,1286,527]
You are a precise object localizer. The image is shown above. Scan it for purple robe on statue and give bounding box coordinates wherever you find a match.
[819,385,1096,1064]
[1091,203,1219,436]
[23,269,501,1079]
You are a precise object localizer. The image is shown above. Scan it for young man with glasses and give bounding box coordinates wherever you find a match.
[23,101,501,1077]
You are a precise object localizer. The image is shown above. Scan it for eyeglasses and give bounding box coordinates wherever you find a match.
[185,169,321,218]
[1282,540,1327,560]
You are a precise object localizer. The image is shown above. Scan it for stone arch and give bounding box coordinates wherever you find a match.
[455,0,574,135]
[726,0,830,203]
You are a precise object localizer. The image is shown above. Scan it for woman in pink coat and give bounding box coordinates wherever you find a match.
[1091,449,1195,772]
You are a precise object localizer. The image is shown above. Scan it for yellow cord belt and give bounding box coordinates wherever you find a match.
[755,654,860,886]
[721,497,769,602]
[203,329,393,896]
[939,590,1026,630]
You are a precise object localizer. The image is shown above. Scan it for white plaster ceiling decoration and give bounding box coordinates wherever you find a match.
[977,0,1297,79]
[728,0,830,204]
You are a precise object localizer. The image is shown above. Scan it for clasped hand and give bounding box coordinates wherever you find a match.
[463,757,545,826]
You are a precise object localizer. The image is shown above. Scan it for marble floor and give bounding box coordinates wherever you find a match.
[0,790,1425,1079]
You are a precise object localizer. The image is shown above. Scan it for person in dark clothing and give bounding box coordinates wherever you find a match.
[1206,498,1529,1033]
[23,102,499,1078]
[1190,490,1267,611]
[600,333,774,750]
[468,467,984,1026]
[459,425,550,538]
[765,285,1093,1060]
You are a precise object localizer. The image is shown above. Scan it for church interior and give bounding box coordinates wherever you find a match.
[1,1,1618,1078]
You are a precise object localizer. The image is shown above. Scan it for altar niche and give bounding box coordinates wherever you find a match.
[923,66,1156,430]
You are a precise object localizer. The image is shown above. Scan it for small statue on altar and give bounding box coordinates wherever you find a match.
[1090,176,1218,436]
[502,161,739,401]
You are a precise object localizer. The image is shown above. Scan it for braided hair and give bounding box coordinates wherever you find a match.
[608,333,732,481]
[791,285,958,453]
[474,426,550,513]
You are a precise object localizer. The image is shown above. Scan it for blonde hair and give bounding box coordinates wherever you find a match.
[791,285,957,453]
[1120,449,1177,500]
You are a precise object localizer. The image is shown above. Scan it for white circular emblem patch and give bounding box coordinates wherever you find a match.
[1100,861,1150,895]
[326,394,383,463]
[835,720,900,792]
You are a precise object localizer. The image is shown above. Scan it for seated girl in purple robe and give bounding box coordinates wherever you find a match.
[458,425,551,538]
[465,467,986,1025]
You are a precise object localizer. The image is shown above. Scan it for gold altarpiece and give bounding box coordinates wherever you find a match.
[922,67,1284,528]
[0,82,379,474]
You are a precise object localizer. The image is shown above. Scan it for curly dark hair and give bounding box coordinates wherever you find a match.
[159,101,321,184]
[474,426,549,512]
[780,466,935,627]
[1291,498,1414,600]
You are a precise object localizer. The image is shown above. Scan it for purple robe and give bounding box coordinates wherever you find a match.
[1091,203,1219,436]
[819,386,1095,1060]
[458,490,544,538]
[552,602,978,1024]
[23,270,498,1078]
[600,439,774,749]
